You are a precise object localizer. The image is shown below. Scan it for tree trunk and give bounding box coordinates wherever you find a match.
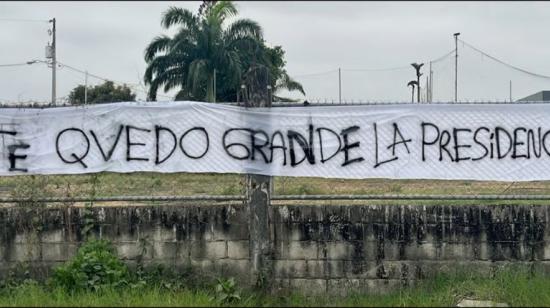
[206,73,215,103]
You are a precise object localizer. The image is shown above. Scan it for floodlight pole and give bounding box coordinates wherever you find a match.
[50,18,57,106]
[338,68,342,104]
[84,71,88,105]
[454,32,460,103]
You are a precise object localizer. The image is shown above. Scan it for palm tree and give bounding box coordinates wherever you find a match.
[144,1,263,102]
[273,71,305,102]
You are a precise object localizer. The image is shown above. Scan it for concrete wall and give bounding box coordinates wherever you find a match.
[1,203,549,294]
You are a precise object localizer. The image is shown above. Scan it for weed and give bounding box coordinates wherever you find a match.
[51,239,129,292]
[210,277,242,305]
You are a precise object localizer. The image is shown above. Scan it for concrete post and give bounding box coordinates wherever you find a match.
[244,66,272,287]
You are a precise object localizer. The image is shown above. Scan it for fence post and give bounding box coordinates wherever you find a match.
[244,66,272,287]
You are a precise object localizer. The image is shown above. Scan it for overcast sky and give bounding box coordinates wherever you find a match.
[1,1,550,103]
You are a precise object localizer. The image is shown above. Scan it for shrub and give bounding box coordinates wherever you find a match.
[51,239,129,292]
[210,277,242,304]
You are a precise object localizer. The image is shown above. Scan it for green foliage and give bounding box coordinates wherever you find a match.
[51,239,129,292]
[4,265,550,306]
[68,81,136,105]
[144,1,304,103]
[0,263,33,292]
[82,173,100,240]
[210,277,242,304]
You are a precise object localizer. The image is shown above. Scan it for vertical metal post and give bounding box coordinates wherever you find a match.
[454,32,460,103]
[429,61,433,102]
[213,69,216,103]
[426,67,430,103]
[338,68,342,104]
[50,18,56,106]
[84,71,88,105]
[510,80,512,103]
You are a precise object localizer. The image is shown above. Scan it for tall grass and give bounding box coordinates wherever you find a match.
[1,267,550,307]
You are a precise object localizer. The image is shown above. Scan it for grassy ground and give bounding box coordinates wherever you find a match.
[1,268,549,307]
[1,172,550,198]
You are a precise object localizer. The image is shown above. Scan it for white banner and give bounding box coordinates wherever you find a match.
[0,101,549,181]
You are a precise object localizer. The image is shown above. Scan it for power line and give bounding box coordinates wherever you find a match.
[0,62,34,68]
[0,18,49,23]
[459,38,550,80]
[343,65,410,72]
[291,69,339,78]
[430,49,455,64]
[56,61,173,99]
[291,48,455,77]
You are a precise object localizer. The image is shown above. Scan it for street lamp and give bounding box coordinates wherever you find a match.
[453,32,461,102]
[407,80,418,103]
[411,63,424,103]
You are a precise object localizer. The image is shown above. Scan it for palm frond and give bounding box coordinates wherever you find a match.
[144,35,173,63]
[225,18,263,42]
[161,7,198,30]
[276,72,305,95]
[209,1,238,24]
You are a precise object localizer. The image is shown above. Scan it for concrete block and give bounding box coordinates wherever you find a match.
[323,241,355,260]
[213,224,248,241]
[289,279,327,296]
[8,243,40,262]
[403,243,438,260]
[188,223,215,241]
[176,241,191,263]
[152,242,177,261]
[327,278,362,296]
[189,259,221,279]
[543,244,550,261]
[14,233,39,244]
[363,278,402,294]
[40,230,65,243]
[322,260,344,278]
[287,241,318,260]
[227,240,249,259]
[156,225,177,242]
[191,241,227,260]
[441,243,472,260]
[41,243,77,262]
[115,242,151,260]
[274,260,308,278]
[218,259,250,280]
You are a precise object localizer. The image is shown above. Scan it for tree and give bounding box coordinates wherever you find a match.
[68,81,136,105]
[144,1,305,103]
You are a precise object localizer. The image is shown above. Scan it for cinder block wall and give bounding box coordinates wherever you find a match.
[0,204,548,294]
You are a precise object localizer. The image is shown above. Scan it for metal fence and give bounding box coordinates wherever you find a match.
[1,101,550,205]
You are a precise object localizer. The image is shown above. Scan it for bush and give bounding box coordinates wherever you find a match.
[210,277,242,304]
[51,239,129,292]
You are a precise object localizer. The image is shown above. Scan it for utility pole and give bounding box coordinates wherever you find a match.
[429,61,433,102]
[454,32,460,102]
[50,18,56,106]
[425,76,429,103]
[244,66,272,288]
[338,68,342,104]
[510,80,512,103]
[84,71,88,105]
